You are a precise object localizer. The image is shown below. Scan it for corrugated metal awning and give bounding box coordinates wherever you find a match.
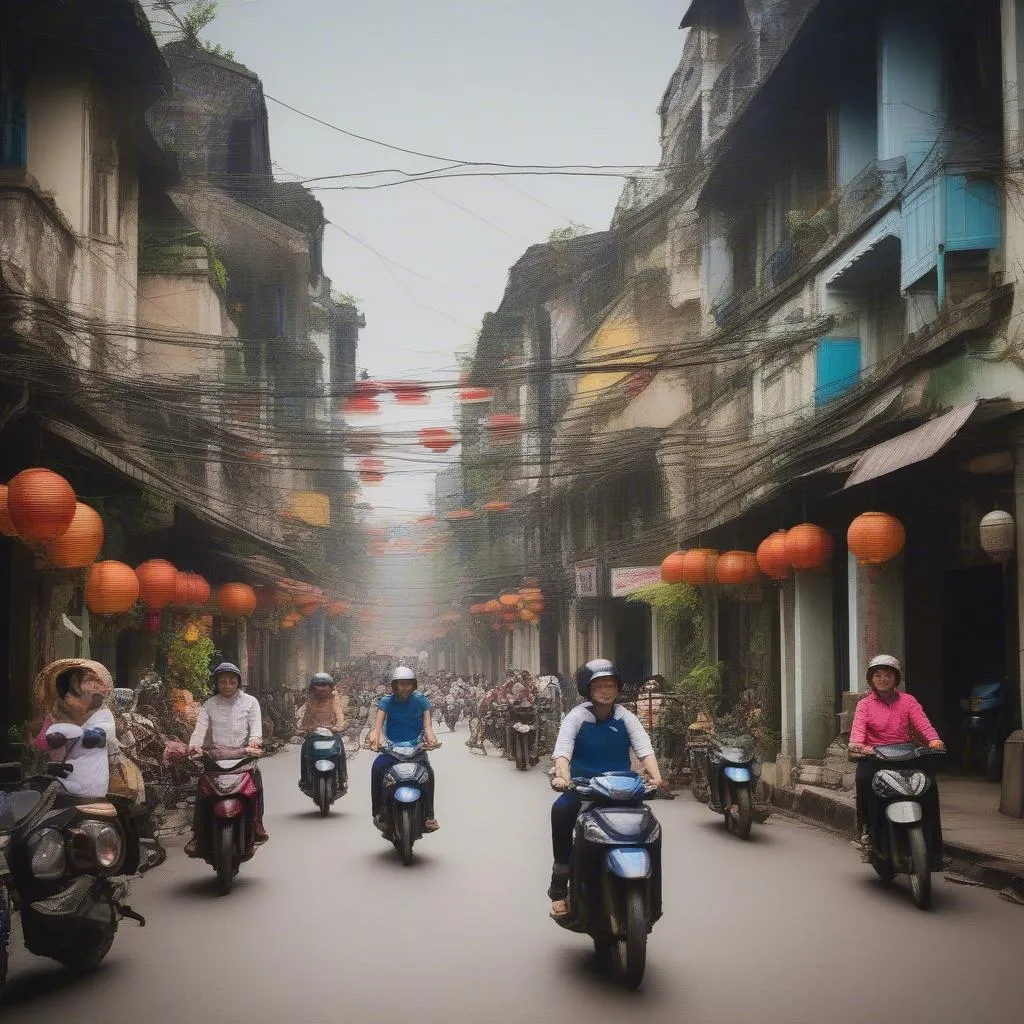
[824,209,901,287]
[843,402,979,489]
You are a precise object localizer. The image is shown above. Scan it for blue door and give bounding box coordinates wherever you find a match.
[815,338,862,406]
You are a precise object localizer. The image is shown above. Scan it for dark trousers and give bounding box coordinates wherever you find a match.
[300,735,347,787]
[855,760,943,863]
[370,753,434,818]
[551,791,583,865]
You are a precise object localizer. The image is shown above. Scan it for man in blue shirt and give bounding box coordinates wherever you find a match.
[367,666,440,830]
[548,659,668,918]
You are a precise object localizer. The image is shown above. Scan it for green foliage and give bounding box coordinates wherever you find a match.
[548,222,589,245]
[627,582,700,625]
[163,626,219,699]
[332,292,360,309]
[155,1,236,60]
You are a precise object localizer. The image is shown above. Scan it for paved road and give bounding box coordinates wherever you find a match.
[3,728,1023,1023]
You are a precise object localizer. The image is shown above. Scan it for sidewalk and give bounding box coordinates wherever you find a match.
[763,773,1024,891]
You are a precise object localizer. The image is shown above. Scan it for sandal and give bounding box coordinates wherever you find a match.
[549,900,569,919]
[424,818,440,832]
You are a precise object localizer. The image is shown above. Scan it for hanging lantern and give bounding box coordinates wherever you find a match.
[216,583,258,617]
[520,608,538,623]
[46,503,104,569]
[297,594,325,615]
[662,548,719,586]
[447,508,475,521]
[85,561,140,615]
[341,394,381,416]
[483,500,511,512]
[193,575,211,606]
[359,457,385,484]
[980,510,1015,563]
[483,600,502,615]
[458,387,492,404]
[715,551,760,586]
[387,381,430,406]
[755,531,790,581]
[499,592,520,607]
[135,559,178,610]
[418,427,457,454]
[784,524,834,572]
[487,413,522,445]
[327,600,351,617]
[847,512,905,565]
[0,485,17,536]
[6,468,77,542]
[174,572,209,608]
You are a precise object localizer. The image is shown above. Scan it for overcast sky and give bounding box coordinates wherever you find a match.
[159,0,685,518]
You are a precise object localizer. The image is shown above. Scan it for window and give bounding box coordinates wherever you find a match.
[0,41,26,168]
[89,105,118,238]
[815,338,861,406]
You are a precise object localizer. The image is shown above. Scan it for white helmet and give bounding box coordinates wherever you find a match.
[390,666,417,689]
[866,654,902,685]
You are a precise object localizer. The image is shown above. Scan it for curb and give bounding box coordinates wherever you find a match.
[760,782,1024,894]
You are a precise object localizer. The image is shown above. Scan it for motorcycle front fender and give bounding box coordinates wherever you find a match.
[604,847,651,880]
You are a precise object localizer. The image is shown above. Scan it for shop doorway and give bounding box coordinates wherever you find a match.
[612,600,650,688]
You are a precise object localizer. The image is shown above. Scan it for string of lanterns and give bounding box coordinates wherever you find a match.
[469,586,545,631]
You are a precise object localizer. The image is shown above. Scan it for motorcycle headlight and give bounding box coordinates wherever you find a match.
[314,759,336,772]
[908,772,930,797]
[28,828,66,880]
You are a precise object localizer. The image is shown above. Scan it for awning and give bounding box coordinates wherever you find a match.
[843,402,978,489]
[824,209,901,287]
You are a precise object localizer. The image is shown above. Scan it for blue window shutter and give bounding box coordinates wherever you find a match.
[945,175,1000,253]
[901,176,938,290]
[816,339,861,406]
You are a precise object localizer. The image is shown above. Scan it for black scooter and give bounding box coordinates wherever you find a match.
[378,739,439,866]
[301,728,347,816]
[553,772,662,990]
[509,703,539,771]
[692,733,765,838]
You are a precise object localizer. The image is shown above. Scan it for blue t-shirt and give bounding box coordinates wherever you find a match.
[379,692,430,744]
[552,704,654,780]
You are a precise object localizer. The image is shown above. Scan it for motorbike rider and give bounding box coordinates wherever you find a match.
[849,655,945,864]
[186,662,267,856]
[548,658,669,918]
[296,671,349,793]
[366,666,440,831]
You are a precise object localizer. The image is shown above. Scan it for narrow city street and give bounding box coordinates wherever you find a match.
[3,729,1022,1024]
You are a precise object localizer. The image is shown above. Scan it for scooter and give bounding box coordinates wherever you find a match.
[378,739,439,866]
[553,772,662,990]
[960,681,1005,781]
[0,755,147,1000]
[694,733,765,838]
[301,727,346,816]
[190,747,262,895]
[858,743,943,910]
[509,702,539,771]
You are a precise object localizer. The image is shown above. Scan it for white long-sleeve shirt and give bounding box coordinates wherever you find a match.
[47,708,117,798]
[189,691,262,749]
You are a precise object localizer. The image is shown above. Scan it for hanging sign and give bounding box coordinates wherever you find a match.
[611,566,662,598]
[575,559,600,598]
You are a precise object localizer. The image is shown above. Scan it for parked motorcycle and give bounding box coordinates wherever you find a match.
[690,733,765,838]
[960,681,1005,781]
[0,758,148,999]
[553,772,662,990]
[857,743,942,909]
[509,702,539,771]
[378,739,439,866]
[190,747,262,895]
[301,727,346,816]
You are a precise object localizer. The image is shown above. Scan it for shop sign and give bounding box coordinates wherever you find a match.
[611,566,662,597]
[574,559,600,597]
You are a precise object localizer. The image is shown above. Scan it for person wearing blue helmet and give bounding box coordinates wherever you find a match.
[547,658,669,918]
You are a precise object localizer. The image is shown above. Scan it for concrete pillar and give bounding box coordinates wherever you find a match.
[237,618,248,687]
[794,570,835,760]
[779,578,797,759]
[650,609,661,677]
[1015,443,1024,724]
[850,555,905,687]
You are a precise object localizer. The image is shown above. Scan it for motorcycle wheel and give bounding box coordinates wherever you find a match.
[515,733,528,772]
[398,804,415,866]
[729,785,753,840]
[907,826,932,910]
[54,900,116,972]
[612,885,648,990]
[0,887,11,1002]
[316,777,331,817]
[215,820,235,896]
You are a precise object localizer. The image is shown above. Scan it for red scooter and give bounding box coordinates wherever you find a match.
[190,747,262,895]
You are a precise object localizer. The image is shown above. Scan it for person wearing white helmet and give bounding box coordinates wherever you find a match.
[849,655,946,863]
[366,666,440,830]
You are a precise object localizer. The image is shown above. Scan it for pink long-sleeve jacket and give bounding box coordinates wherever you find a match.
[849,689,940,747]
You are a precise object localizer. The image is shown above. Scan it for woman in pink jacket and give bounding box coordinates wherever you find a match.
[849,655,946,862]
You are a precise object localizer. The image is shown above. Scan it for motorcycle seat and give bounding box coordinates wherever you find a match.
[75,801,118,818]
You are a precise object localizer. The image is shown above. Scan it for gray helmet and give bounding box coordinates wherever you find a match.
[211,662,242,684]
[866,654,902,686]
[310,672,334,688]
[390,666,417,690]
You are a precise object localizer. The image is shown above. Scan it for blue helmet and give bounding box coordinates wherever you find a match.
[575,659,621,699]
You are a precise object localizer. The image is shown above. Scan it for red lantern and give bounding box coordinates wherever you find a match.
[458,387,492,404]
[387,381,430,405]
[847,512,905,565]
[499,593,520,607]
[715,551,760,585]
[216,583,258,617]
[785,524,834,572]
[662,548,719,586]
[85,561,140,614]
[483,600,502,615]
[174,572,209,608]
[359,457,385,484]
[46,503,104,568]
[484,500,511,512]
[136,559,178,610]
[487,414,522,444]
[193,575,211,605]
[756,531,790,581]
[341,395,381,416]
[6,468,77,542]
[418,428,457,454]
[0,485,17,536]
[447,509,474,520]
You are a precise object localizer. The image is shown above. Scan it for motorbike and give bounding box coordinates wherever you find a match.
[377,739,439,866]
[443,702,462,732]
[690,733,765,839]
[301,727,346,816]
[509,702,539,771]
[858,743,942,909]
[553,772,662,990]
[190,747,262,895]
[960,681,1005,781]
[0,756,148,999]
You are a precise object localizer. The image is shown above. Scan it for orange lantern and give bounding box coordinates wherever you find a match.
[785,523,834,572]
[0,485,17,536]
[663,548,719,586]
[660,550,688,584]
[194,575,211,605]
[447,509,474,520]
[341,394,381,416]
[387,381,430,405]
[755,531,790,581]
[847,512,906,565]
[484,500,511,512]
[297,594,324,615]
[715,551,760,586]
[85,561,140,614]
[174,572,207,608]
[487,414,522,444]
[458,387,492,404]
[6,468,77,542]
[46,503,104,569]
[499,592,520,607]
[216,583,258,617]
[136,559,178,610]
[419,427,457,454]
[327,601,351,617]
[520,608,537,623]
[359,457,385,485]
[483,600,502,615]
